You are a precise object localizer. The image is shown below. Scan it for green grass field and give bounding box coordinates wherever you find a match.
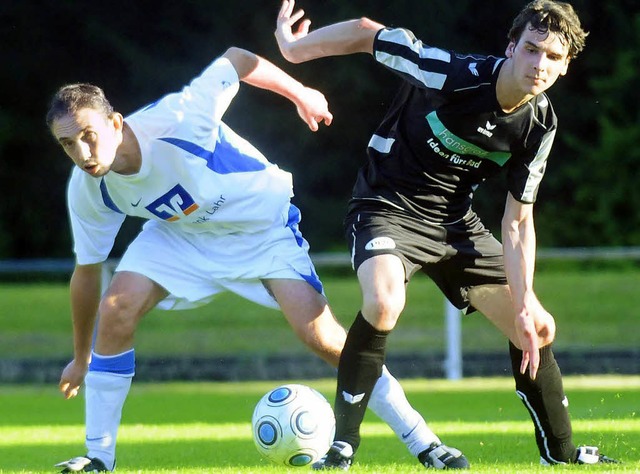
[1,376,638,473]
[1,267,639,359]
[1,267,638,471]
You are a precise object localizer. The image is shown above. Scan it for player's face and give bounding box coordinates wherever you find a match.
[506,24,570,97]
[51,108,123,177]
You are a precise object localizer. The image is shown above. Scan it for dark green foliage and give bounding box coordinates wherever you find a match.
[537,5,640,246]
[0,1,637,258]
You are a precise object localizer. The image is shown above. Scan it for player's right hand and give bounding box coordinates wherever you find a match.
[275,0,310,62]
[295,87,333,131]
[59,359,89,399]
[515,310,540,380]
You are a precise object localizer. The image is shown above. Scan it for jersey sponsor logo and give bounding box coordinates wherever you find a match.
[427,138,482,168]
[477,120,496,138]
[365,237,396,251]
[426,112,510,167]
[194,195,227,224]
[145,184,200,222]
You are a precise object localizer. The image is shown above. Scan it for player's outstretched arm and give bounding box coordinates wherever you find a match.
[59,263,102,399]
[275,0,383,63]
[222,46,332,131]
[502,194,540,379]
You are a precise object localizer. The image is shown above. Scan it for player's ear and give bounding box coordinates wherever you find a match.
[110,112,124,131]
[505,41,515,58]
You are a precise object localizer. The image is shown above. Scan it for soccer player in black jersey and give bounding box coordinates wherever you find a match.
[276,0,619,470]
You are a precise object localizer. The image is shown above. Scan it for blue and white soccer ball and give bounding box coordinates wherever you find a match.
[252,384,335,467]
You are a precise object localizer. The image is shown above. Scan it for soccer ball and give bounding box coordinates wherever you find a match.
[252,384,335,467]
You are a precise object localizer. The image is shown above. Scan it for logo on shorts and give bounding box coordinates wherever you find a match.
[364,237,396,251]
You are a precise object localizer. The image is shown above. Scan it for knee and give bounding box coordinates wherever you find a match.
[361,293,404,331]
[538,313,556,347]
[97,294,141,342]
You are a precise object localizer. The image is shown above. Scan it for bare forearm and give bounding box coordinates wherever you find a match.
[223,46,332,132]
[69,263,102,364]
[224,47,305,103]
[279,18,383,63]
[502,215,537,309]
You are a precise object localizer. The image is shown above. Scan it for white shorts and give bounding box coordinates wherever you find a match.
[116,205,323,311]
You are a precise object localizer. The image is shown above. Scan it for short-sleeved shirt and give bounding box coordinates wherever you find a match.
[350,27,557,224]
[68,57,294,265]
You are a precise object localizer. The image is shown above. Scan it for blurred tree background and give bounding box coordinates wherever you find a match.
[0,0,638,260]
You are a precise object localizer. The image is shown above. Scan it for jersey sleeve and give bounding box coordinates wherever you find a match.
[127,57,240,135]
[187,56,241,124]
[507,128,556,204]
[373,28,451,90]
[67,169,126,265]
[373,27,495,92]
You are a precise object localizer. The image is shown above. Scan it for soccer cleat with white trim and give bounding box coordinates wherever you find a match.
[575,446,619,464]
[312,441,354,470]
[55,456,110,472]
[418,442,470,469]
[540,445,620,465]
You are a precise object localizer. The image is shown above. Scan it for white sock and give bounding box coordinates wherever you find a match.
[85,361,133,470]
[368,365,440,457]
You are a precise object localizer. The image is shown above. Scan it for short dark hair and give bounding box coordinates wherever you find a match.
[509,0,588,59]
[46,83,114,128]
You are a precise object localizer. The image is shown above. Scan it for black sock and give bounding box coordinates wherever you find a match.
[333,312,389,452]
[509,342,577,463]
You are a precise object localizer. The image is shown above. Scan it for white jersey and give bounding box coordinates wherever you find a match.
[68,57,294,265]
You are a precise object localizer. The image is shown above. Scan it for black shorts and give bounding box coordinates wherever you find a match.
[344,202,507,311]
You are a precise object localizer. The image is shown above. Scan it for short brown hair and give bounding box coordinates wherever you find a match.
[509,0,588,59]
[46,83,114,128]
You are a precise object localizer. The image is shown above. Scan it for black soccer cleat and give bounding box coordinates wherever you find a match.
[55,456,110,472]
[418,442,470,469]
[312,441,354,470]
[575,446,620,464]
[540,445,620,465]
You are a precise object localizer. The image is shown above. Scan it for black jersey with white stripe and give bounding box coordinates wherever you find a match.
[351,27,557,224]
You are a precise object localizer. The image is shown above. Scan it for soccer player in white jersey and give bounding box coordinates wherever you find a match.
[275,0,619,470]
[47,46,466,472]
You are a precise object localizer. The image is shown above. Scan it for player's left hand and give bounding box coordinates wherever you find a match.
[59,359,89,399]
[295,87,333,131]
[275,0,311,62]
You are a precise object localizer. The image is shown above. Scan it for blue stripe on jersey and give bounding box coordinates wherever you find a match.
[99,178,123,213]
[286,204,324,295]
[89,349,135,376]
[287,204,305,247]
[140,99,161,112]
[159,132,266,174]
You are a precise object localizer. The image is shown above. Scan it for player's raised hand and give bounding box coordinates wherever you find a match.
[275,0,311,62]
[59,359,89,399]
[295,87,333,132]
